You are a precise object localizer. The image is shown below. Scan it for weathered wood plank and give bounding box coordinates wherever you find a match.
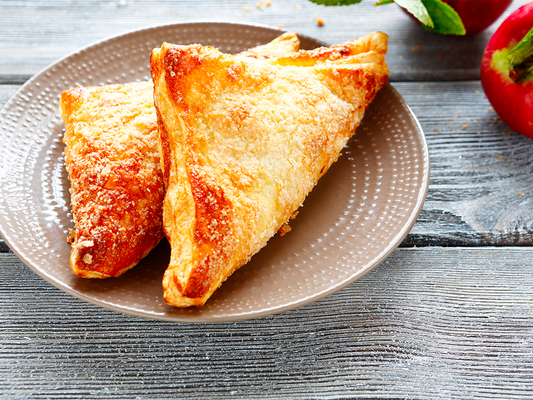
[1,249,533,398]
[1,81,531,250]
[0,85,20,252]
[395,81,533,246]
[0,0,528,83]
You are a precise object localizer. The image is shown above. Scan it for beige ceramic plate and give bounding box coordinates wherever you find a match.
[0,22,429,322]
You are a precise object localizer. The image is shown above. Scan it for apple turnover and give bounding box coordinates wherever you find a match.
[150,31,389,306]
[60,33,301,278]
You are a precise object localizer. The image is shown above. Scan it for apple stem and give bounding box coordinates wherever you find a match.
[508,26,533,83]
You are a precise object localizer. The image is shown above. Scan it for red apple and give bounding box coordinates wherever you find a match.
[400,0,513,35]
[442,0,513,35]
[481,2,533,138]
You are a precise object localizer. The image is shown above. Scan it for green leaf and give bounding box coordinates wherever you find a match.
[421,0,466,35]
[306,0,465,36]
[507,26,533,82]
[307,0,364,5]
[394,0,433,28]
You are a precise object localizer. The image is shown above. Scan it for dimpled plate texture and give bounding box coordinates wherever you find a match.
[0,22,429,322]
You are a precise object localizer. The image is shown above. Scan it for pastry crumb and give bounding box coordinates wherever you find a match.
[314,16,325,26]
[412,45,420,51]
[279,223,292,236]
[519,191,525,196]
[462,124,468,130]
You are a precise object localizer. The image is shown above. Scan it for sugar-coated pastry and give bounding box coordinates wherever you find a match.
[150,31,389,306]
[59,33,302,278]
[60,81,164,278]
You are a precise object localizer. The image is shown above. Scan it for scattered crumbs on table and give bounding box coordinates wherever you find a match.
[507,130,512,135]
[314,16,325,26]
[486,118,490,122]
[420,83,424,88]
[477,132,481,135]
[295,4,301,9]
[438,129,442,133]
[528,302,530,308]
[450,122,454,125]
[452,129,456,132]
[462,124,468,130]
[490,124,494,127]
[458,114,461,118]
[423,106,426,110]
[256,1,264,10]
[266,0,272,6]
[488,106,495,112]
[412,45,420,51]
[243,5,250,13]
[278,23,284,28]
[519,191,525,197]
[399,55,404,60]
[158,303,163,307]
[498,155,503,159]
[443,155,447,158]
[474,90,480,94]
[474,120,478,123]
[497,118,503,124]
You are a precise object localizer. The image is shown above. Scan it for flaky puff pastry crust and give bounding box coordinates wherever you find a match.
[150,31,389,307]
[59,34,302,279]
[60,81,165,278]
[236,31,300,59]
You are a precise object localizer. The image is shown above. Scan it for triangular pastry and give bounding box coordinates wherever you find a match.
[60,33,301,278]
[60,80,164,278]
[150,31,389,306]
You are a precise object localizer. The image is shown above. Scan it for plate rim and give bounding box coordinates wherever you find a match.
[0,22,429,323]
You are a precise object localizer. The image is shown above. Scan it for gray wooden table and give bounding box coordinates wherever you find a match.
[2,1,533,398]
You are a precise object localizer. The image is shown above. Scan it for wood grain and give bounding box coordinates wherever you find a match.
[396,81,533,246]
[0,0,528,83]
[1,81,531,251]
[2,249,533,398]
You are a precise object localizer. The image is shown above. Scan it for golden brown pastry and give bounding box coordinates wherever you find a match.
[60,81,165,278]
[60,33,301,278]
[150,31,389,307]
[236,31,299,59]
